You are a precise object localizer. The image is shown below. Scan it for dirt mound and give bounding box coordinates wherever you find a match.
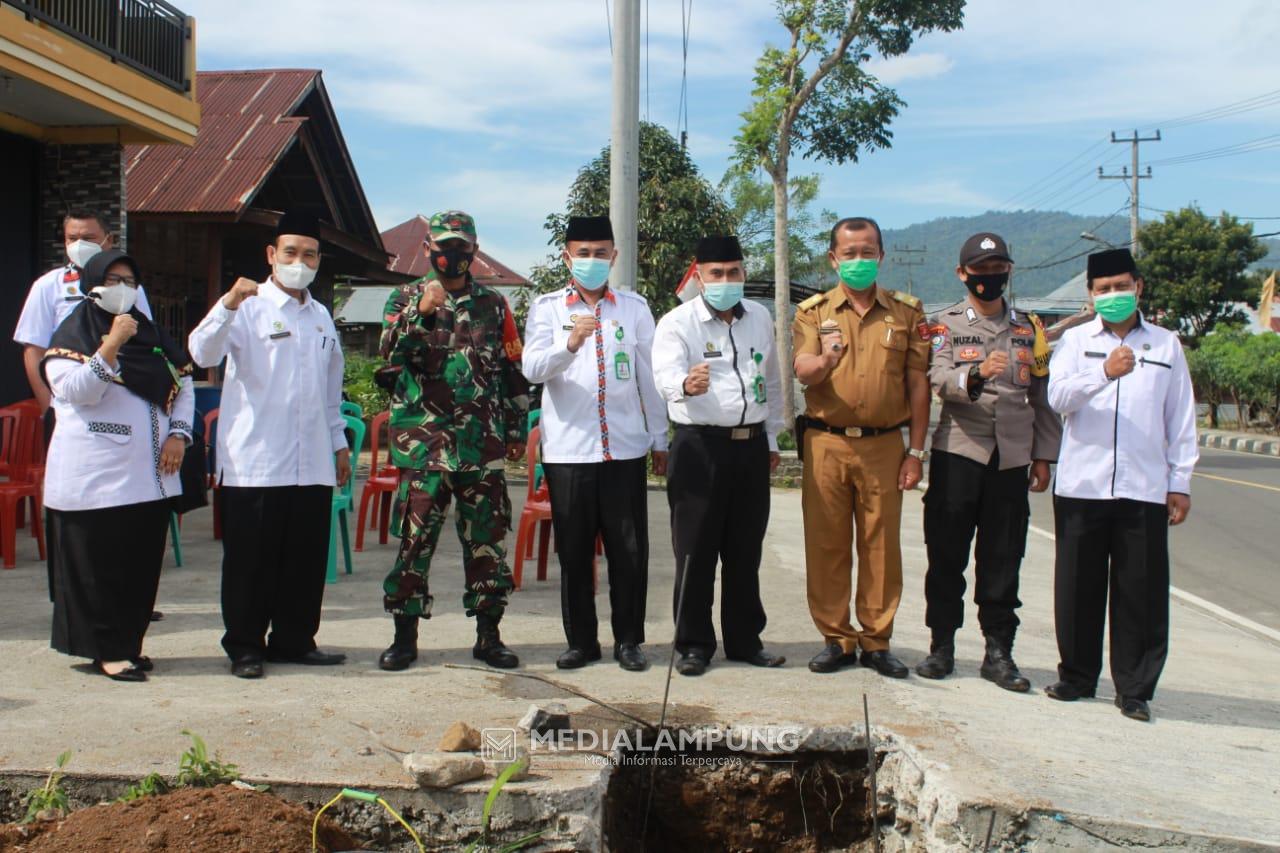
[0,784,361,852]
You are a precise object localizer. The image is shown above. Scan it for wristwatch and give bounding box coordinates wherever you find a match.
[907,448,928,462]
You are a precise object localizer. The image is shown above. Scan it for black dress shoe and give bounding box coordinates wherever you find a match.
[473,614,519,669]
[556,647,603,669]
[231,657,263,679]
[1044,680,1095,701]
[979,638,1030,693]
[808,643,858,673]
[614,643,649,672]
[96,661,147,682]
[149,611,164,622]
[675,651,709,676]
[729,650,786,668]
[1115,695,1151,722]
[915,643,955,679]
[266,649,347,666]
[860,650,909,679]
[130,655,155,672]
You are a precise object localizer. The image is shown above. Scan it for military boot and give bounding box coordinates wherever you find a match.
[473,613,519,669]
[378,615,419,671]
[980,634,1030,692]
[915,639,955,679]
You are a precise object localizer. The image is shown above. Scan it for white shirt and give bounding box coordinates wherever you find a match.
[652,296,785,451]
[44,353,194,511]
[14,265,153,348]
[521,286,668,463]
[1048,314,1198,504]
[187,279,346,488]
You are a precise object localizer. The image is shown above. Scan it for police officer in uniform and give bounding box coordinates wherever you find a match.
[916,233,1062,690]
[794,217,931,679]
[652,235,786,676]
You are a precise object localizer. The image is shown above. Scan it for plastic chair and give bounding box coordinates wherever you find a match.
[355,410,398,551]
[203,408,222,539]
[327,414,366,583]
[0,409,45,568]
[512,427,552,589]
[340,400,364,420]
[3,400,44,530]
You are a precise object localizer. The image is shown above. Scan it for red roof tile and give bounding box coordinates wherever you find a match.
[124,70,318,215]
[382,215,529,286]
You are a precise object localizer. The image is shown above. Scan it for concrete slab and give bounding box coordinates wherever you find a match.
[0,482,1276,849]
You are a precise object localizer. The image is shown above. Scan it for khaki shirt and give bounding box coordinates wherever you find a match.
[927,300,1062,469]
[793,285,929,429]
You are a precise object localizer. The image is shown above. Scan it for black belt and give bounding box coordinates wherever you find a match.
[799,416,901,439]
[675,423,765,440]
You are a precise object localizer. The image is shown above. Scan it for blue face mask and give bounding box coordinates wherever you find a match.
[702,282,744,311]
[570,257,611,291]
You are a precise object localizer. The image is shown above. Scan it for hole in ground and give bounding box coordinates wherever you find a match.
[603,746,883,852]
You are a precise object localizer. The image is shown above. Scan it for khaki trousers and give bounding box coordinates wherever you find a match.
[802,429,904,653]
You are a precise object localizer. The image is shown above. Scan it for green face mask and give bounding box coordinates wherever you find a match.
[837,258,879,290]
[1093,290,1138,323]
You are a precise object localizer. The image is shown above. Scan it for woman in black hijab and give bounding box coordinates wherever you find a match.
[40,250,196,682]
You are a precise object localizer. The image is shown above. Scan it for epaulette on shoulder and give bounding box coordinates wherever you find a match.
[891,289,921,309]
[798,293,827,311]
[1028,311,1045,328]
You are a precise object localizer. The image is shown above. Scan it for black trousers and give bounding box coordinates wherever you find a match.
[1053,496,1170,700]
[667,428,770,659]
[922,449,1029,643]
[49,500,168,662]
[543,458,649,651]
[219,485,332,661]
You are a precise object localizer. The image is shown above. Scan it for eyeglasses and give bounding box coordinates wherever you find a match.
[103,274,139,287]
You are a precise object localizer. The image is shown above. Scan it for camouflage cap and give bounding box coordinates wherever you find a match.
[429,210,477,246]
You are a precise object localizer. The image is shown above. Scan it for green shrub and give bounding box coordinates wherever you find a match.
[343,352,391,419]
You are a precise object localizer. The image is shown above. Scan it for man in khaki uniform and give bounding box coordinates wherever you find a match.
[916,232,1062,691]
[794,217,931,679]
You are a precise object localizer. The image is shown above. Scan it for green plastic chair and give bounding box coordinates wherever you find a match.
[527,408,543,490]
[168,512,182,567]
[340,400,363,420]
[327,413,366,584]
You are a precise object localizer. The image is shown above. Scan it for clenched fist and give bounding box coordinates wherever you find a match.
[418,280,446,315]
[683,362,711,396]
[819,325,845,368]
[1104,345,1136,380]
[222,277,259,310]
[566,314,599,353]
[106,314,138,347]
[979,350,1010,380]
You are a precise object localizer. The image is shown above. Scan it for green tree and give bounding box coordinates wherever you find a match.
[735,0,966,423]
[522,122,733,323]
[721,167,836,284]
[1138,207,1268,342]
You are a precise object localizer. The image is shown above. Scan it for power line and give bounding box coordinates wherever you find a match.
[676,0,693,148]
[996,138,1110,210]
[1148,133,1280,167]
[644,0,650,121]
[604,0,612,54]
[1099,130,1160,256]
[1142,87,1280,132]
[1020,203,1129,270]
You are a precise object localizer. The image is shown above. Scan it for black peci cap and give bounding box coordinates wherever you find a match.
[695,235,744,263]
[1086,248,1138,281]
[565,215,614,243]
[274,210,323,241]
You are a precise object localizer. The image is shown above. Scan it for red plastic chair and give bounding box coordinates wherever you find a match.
[203,408,222,539]
[6,400,43,530]
[512,427,597,592]
[0,408,45,568]
[355,410,398,551]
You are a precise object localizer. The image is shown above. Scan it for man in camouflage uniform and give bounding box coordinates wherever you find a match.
[377,211,529,671]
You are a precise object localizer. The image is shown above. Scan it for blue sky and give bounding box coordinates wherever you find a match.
[183,0,1280,274]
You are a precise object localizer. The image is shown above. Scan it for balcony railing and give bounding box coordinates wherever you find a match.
[5,0,192,93]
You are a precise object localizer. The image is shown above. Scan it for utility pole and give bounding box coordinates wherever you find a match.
[1099,129,1160,256]
[891,244,926,296]
[609,0,640,291]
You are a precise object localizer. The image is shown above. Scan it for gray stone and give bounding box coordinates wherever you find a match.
[517,702,571,736]
[402,751,486,788]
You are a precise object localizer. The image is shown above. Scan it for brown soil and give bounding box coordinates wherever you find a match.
[604,748,880,852]
[0,785,362,852]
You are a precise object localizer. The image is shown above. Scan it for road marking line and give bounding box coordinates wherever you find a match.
[1026,524,1280,645]
[1191,472,1280,493]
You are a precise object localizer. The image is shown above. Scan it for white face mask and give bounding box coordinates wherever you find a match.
[67,239,103,269]
[91,283,139,315]
[275,261,318,290]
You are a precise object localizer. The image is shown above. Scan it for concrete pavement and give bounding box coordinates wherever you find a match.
[0,483,1277,849]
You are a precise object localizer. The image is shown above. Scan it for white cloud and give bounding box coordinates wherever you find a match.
[868,52,954,84]
[862,178,1003,211]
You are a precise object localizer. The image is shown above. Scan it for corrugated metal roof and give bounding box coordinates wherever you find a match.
[381,215,529,286]
[335,285,396,325]
[124,70,318,215]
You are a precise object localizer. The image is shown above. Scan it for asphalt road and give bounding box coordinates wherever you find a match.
[1022,445,1280,632]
